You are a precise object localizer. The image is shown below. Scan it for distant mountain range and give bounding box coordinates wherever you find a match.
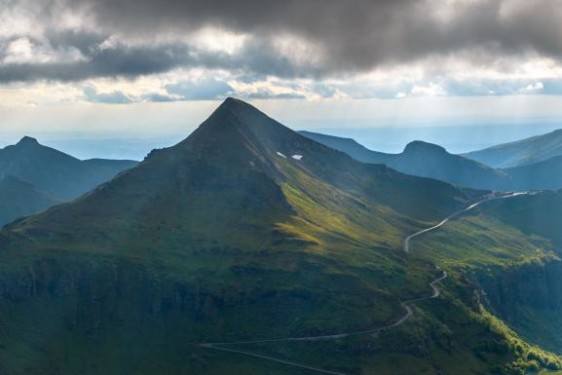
[0,136,138,226]
[298,130,395,164]
[1,99,562,374]
[504,155,562,191]
[301,130,562,191]
[464,128,562,168]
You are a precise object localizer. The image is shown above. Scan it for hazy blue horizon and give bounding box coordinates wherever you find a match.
[2,121,561,161]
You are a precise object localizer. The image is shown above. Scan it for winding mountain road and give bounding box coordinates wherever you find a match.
[198,191,532,374]
[405,191,530,253]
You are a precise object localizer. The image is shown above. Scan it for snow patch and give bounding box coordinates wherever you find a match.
[276,152,287,158]
[291,154,303,161]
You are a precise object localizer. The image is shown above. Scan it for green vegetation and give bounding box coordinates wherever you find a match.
[483,190,562,246]
[409,195,562,372]
[0,99,561,374]
[412,214,556,269]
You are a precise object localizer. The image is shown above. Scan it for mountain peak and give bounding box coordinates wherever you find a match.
[16,136,39,147]
[185,97,278,147]
[222,96,244,106]
[214,96,254,114]
[403,140,447,154]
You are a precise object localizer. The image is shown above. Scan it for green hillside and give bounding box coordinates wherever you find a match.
[0,99,560,374]
[412,191,562,369]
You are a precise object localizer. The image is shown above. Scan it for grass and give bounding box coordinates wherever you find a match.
[0,102,560,374]
[411,214,556,269]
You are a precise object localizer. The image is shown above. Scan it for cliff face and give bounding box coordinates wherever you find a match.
[0,258,190,373]
[475,259,562,353]
[0,256,294,374]
[0,254,532,375]
[0,252,406,374]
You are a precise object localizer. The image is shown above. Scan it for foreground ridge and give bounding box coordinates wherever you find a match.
[198,191,534,373]
[199,269,448,374]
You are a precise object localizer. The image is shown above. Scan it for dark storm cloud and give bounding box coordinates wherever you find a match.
[49,0,562,67]
[2,0,562,82]
[0,32,318,82]
[0,39,189,82]
[45,30,107,55]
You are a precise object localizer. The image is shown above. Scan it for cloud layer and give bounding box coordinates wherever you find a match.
[1,0,562,101]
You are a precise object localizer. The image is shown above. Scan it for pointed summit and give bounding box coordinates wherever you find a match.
[179,97,303,172]
[0,100,474,373]
[16,136,39,147]
[194,97,274,134]
[219,96,248,111]
[197,97,260,125]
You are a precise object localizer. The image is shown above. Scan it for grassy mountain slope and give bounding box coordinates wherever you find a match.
[0,99,559,374]
[0,175,62,227]
[0,136,138,200]
[482,190,562,247]
[464,129,562,168]
[411,191,562,367]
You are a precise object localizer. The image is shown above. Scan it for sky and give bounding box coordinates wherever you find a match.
[1,0,562,159]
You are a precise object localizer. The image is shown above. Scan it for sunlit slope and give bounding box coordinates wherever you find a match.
[0,98,475,373]
[410,193,562,368]
[1,99,560,374]
[3,98,470,255]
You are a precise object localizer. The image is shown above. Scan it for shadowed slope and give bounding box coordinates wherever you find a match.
[504,155,562,191]
[0,175,62,227]
[0,98,504,374]
[0,136,138,200]
[464,128,562,168]
[301,131,510,190]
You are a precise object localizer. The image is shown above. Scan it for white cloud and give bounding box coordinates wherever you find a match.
[2,36,86,65]
[190,27,248,55]
[524,81,544,92]
[410,82,447,97]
